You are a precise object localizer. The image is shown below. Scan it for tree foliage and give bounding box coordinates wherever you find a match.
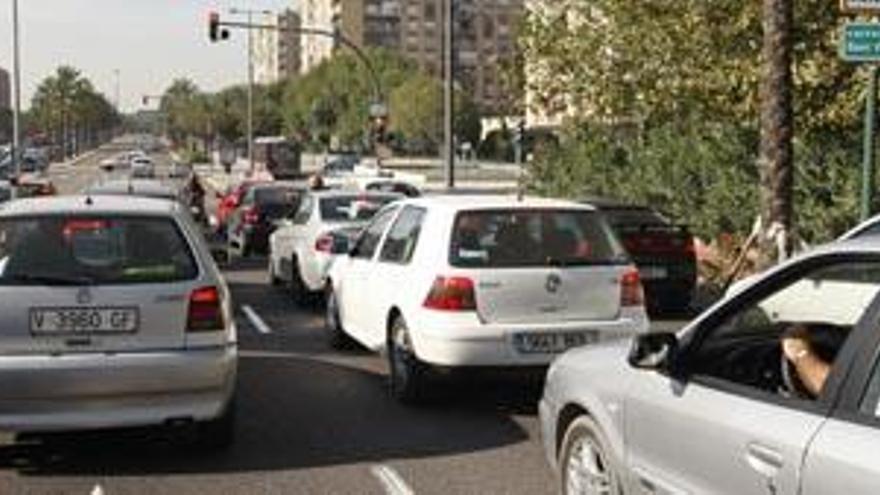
[520,0,865,242]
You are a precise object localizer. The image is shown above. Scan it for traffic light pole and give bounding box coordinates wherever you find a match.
[443,0,455,189]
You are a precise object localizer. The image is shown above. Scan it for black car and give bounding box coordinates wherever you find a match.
[586,198,697,314]
[227,183,305,258]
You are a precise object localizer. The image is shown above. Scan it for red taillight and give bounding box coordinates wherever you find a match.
[620,267,645,307]
[315,234,334,253]
[244,206,260,224]
[423,276,477,311]
[187,286,225,332]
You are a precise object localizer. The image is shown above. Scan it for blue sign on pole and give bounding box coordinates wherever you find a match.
[841,23,880,62]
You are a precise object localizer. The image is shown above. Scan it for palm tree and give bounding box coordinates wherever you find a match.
[758,0,794,262]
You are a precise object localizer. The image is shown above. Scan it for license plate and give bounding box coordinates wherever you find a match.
[29,307,139,335]
[639,266,668,280]
[513,331,600,354]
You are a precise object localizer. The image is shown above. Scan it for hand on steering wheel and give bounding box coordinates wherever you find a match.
[780,324,816,399]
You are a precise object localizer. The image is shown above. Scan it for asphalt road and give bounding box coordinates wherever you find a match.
[0,140,690,495]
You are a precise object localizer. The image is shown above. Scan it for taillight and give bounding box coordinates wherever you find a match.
[423,276,477,311]
[187,286,225,332]
[244,206,260,224]
[315,234,334,253]
[620,267,644,307]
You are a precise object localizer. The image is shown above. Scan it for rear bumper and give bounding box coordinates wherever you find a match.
[0,345,237,433]
[410,312,649,367]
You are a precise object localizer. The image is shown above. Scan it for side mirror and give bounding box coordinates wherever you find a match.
[215,191,224,199]
[628,332,679,372]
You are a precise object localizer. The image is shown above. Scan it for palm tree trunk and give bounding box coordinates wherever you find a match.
[758,0,795,262]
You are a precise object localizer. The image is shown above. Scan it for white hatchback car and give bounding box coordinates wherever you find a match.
[268,190,401,304]
[0,196,237,447]
[325,196,649,402]
[131,156,155,179]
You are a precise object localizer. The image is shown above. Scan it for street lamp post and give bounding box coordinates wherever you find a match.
[443,0,455,189]
[229,7,271,177]
[11,0,22,199]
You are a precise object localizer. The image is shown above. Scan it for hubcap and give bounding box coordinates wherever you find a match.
[391,325,411,384]
[565,435,612,495]
[326,294,338,329]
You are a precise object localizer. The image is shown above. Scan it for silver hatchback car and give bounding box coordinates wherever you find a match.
[541,240,880,494]
[0,195,237,448]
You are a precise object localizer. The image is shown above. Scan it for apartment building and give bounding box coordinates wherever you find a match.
[0,67,10,110]
[254,10,302,84]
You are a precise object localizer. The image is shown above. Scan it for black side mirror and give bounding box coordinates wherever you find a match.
[628,332,679,372]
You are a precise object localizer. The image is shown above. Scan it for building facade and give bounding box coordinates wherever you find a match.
[0,67,10,110]
[254,10,302,85]
[296,0,522,114]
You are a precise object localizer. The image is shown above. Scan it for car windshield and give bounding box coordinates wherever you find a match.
[450,209,628,268]
[0,216,198,285]
[319,195,399,222]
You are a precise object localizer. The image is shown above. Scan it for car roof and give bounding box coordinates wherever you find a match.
[402,195,595,211]
[0,195,181,217]
[87,179,175,197]
[309,189,401,199]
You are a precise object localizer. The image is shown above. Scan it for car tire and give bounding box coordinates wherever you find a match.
[325,287,354,349]
[388,316,430,405]
[196,399,236,451]
[289,257,311,307]
[559,415,623,495]
[268,257,281,287]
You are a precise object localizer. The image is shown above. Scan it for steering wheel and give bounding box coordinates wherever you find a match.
[780,323,848,399]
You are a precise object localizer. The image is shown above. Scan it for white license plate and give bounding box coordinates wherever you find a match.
[639,266,668,280]
[29,307,139,335]
[513,331,599,354]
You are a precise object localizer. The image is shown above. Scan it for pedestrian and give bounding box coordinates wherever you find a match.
[309,173,327,191]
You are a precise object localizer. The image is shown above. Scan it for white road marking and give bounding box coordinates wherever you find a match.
[90,484,105,495]
[371,464,415,495]
[241,305,273,335]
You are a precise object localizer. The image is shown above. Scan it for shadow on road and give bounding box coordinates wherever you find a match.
[0,352,536,478]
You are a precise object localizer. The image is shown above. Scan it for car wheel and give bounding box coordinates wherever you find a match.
[268,257,281,287]
[289,257,311,306]
[559,416,622,495]
[388,316,429,404]
[196,399,236,451]
[325,287,354,349]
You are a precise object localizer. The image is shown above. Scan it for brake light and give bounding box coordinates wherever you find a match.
[62,219,108,240]
[423,276,477,311]
[315,234,334,253]
[244,206,260,224]
[187,286,225,332]
[620,267,644,307]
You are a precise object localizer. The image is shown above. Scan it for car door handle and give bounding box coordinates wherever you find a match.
[745,442,784,479]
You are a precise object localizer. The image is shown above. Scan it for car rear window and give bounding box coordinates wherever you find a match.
[319,195,399,222]
[0,216,198,285]
[450,209,628,268]
[255,187,299,205]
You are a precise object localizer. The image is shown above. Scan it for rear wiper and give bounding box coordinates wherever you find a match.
[8,273,96,286]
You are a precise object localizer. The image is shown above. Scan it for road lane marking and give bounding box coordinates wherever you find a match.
[241,305,273,335]
[371,464,415,495]
[90,484,105,495]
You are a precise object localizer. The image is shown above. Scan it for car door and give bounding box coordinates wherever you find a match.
[624,254,880,495]
[369,206,428,337]
[799,292,880,495]
[277,194,313,279]
[336,205,399,350]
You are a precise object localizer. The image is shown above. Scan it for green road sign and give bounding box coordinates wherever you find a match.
[842,22,880,62]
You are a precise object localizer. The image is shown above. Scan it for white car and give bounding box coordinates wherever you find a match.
[268,190,401,304]
[325,196,649,402]
[131,156,155,178]
[540,240,880,494]
[0,195,237,447]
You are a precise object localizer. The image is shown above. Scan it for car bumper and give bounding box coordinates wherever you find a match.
[410,313,649,367]
[0,345,237,433]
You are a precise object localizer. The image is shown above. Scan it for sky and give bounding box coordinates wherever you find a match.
[0,0,294,112]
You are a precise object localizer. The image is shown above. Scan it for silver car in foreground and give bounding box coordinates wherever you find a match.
[0,196,237,448]
[541,240,880,494]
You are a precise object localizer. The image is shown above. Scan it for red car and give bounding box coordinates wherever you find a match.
[215,181,265,233]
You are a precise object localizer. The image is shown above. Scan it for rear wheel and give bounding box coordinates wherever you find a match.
[388,316,429,404]
[559,416,621,495]
[268,257,281,286]
[325,287,354,349]
[196,400,236,451]
[289,257,311,306]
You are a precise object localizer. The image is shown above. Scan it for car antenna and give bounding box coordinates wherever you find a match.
[85,195,94,206]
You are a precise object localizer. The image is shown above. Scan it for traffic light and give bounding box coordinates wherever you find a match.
[208,12,229,42]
